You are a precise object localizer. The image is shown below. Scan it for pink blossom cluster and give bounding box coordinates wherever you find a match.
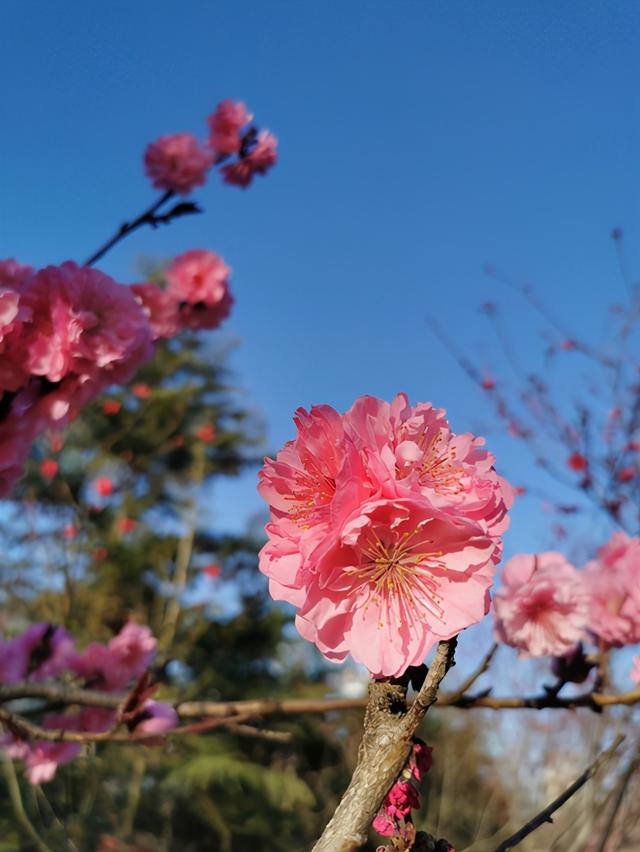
[372,740,432,837]
[0,621,177,784]
[144,99,277,194]
[491,531,640,660]
[0,250,232,496]
[492,552,589,657]
[258,394,513,677]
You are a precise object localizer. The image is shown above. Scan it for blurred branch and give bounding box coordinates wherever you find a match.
[447,642,498,702]
[594,739,640,852]
[494,734,625,852]
[1,750,53,852]
[83,190,175,266]
[3,680,640,722]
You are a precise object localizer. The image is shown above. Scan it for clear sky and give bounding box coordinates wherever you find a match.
[2,0,640,557]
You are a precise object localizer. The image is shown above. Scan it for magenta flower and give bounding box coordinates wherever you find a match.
[165,249,233,331]
[0,624,75,684]
[207,99,253,155]
[583,532,640,646]
[259,394,511,677]
[492,552,588,657]
[144,132,213,195]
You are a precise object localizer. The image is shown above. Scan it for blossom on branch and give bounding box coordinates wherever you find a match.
[492,552,588,657]
[144,132,214,195]
[165,249,233,331]
[258,393,512,677]
[583,531,640,646]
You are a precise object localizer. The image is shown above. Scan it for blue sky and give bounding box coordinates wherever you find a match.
[2,0,640,558]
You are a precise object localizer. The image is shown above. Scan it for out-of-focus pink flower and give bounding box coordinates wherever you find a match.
[617,466,636,483]
[132,383,152,399]
[165,250,233,331]
[0,258,33,290]
[259,394,511,677]
[0,624,75,684]
[207,99,252,155]
[39,458,58,479]
[492,552,588,657]
[63,524,77,539]
[131,282,180,340]
[203,563,221,578]
[221,131,278,188]
[129,700,178,741]
[6,713,81,784]
[102,399,122,416]
[631,656,640,683]
[196,423,216,442]
[567,452,588,472]
[117,517,137,535]
[0,411,38,496]
[105,622,156,690]
[14,263,152,385]
[583,532,640,646]
[94,477,113,497]
[144,132,213,195]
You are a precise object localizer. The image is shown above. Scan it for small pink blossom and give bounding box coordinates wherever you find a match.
[105,622,157,689]
[6,713,81,784]
[95,477,113,497]
[130,700,178,741]
[131,282,180,340]
[144,132,213,195]
[492,552,589,657]
[207,99,252,155]
[631,656,640,684]
[39,458,58,479]
[221,130,278,188]
[583,532,640,646]
[165,250,233,331]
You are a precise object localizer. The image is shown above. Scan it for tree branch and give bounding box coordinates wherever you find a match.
[311,638,457,852]
[494,734,625,852]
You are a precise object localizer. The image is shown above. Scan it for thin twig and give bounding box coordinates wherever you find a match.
[447,643,498,702]
[83,190,174,266]
[1,751,53,852]
[494,734,625,852]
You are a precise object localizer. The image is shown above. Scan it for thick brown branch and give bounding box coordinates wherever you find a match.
[312,638,457,852]
[494,734,625,852]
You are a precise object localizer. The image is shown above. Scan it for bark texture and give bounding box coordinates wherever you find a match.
[312,638,457,852]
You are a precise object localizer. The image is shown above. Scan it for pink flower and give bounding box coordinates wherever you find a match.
[631,656,640,684]
[207,99,252,155]
[6,713,81,784]
[386,781,420,818]
[221,130,278,188]
[102,399,122,416]
[94,477,113,497]
[40,458,58,479]
[259,395,511,677]
[583,532,640,646]
[0,624,75,683]
[165,250,233,331]
[372,810,397,837]
[104,622,156,689]
[129,700,178,741]
[409,740,433,781]
[144,132,213,195]
[343,394,512,538]
[131,282,180,340]
[295,499,495,676]
[492,552,589,657]
[13,262,152,385]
